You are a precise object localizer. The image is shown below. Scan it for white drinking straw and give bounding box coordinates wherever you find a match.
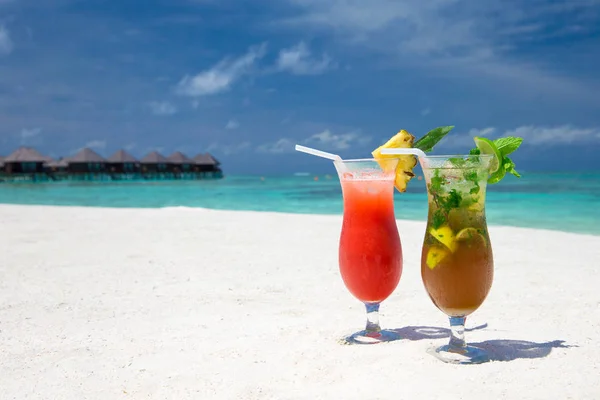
[379,148,427,159]
[295,145,342,161]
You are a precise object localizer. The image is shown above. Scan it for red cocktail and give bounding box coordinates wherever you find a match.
[334,158,402,344]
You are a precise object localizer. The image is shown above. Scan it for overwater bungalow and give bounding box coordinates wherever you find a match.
[193,152,220,169]
[0,146,224,183]
[193,152,223,177]
[140,151,170,173]
[107,149,139,174]
[68,148,107,173]
[2,147,48,173]
[167,151,195,174]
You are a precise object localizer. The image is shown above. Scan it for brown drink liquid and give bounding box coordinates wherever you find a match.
[421,163,494,317]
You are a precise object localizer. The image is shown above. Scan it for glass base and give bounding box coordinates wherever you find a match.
[341,329,401,345]
[428,344,489,364]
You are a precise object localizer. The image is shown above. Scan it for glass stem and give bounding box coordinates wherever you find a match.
[448,316,467,348]
[365,303,381,332]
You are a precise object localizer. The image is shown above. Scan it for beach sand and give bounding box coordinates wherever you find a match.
[0,204,599,399]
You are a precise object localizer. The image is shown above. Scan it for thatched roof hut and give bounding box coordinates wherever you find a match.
[107,149,138,163]
[140,151,169,164]
[4,147,49,163]
[167,151,194,164]
[68,148,106,172]
[0,155,4,167]
[2,147,49,173]
[69,148,106,163]
[193,152,220,166]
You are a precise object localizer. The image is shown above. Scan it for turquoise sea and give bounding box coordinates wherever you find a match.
[0,172,599,235]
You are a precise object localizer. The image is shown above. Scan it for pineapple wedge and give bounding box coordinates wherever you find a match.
[372,129,418,192]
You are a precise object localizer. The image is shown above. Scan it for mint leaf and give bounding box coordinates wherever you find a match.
[493,137,523,156]
[467,136,523,183]
[414,126,455,153]
[504,157,521,178]
[431,210,445,230]
[464,170,481,194]
[445,189,462,208]
[448,157,467,167]
[429,170,444,195]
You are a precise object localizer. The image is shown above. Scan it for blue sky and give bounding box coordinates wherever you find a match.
[1,0,599,174]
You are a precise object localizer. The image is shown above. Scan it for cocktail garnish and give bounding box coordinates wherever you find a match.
[456,227,487,248]
[426,246,450,269]
[372,126,455,192]
[414,126,455,153]
[371,129,417,192]
[471,136,523,183]
[430,226,457,252]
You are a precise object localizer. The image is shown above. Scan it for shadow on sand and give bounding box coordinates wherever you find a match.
[391,323,489,341]
[469,339,574,362]
[390,324,574,362]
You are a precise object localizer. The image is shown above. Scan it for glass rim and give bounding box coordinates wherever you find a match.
[333,155,492,162]
[420,154,493,159]
[333,158,383,163]
[419,154,493,170]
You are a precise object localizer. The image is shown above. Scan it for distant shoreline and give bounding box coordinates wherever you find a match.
[0,173,598,236]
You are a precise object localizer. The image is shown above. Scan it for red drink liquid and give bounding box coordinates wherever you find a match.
[338,178,403,303]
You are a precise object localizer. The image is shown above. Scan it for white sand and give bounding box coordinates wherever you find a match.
[0,205,599,399]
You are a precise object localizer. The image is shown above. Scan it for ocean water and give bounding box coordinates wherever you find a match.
[0,173,598,235]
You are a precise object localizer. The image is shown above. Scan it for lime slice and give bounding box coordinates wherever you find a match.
[473,137,505,183]
[487,162,506,184]
[456,227,487,247]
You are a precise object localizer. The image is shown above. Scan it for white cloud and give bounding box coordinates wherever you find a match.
[421,108,431,116]
[148,101,178,116]
[278,0,600,99]
[282,0,597,58]
[0,25,13,55]
[19,127,42,145]
[20,127,42,139]
[207,141,251,155]
[303,129,371,150]
[225,119,239,129]
[503,125,600,145]
[257,129,371,154]
[256,138,296,154]
[85,140,106,150]
[175,43,267,97]
[281,0,492,56]
[440,125,600,149]
[276,42,333,75]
